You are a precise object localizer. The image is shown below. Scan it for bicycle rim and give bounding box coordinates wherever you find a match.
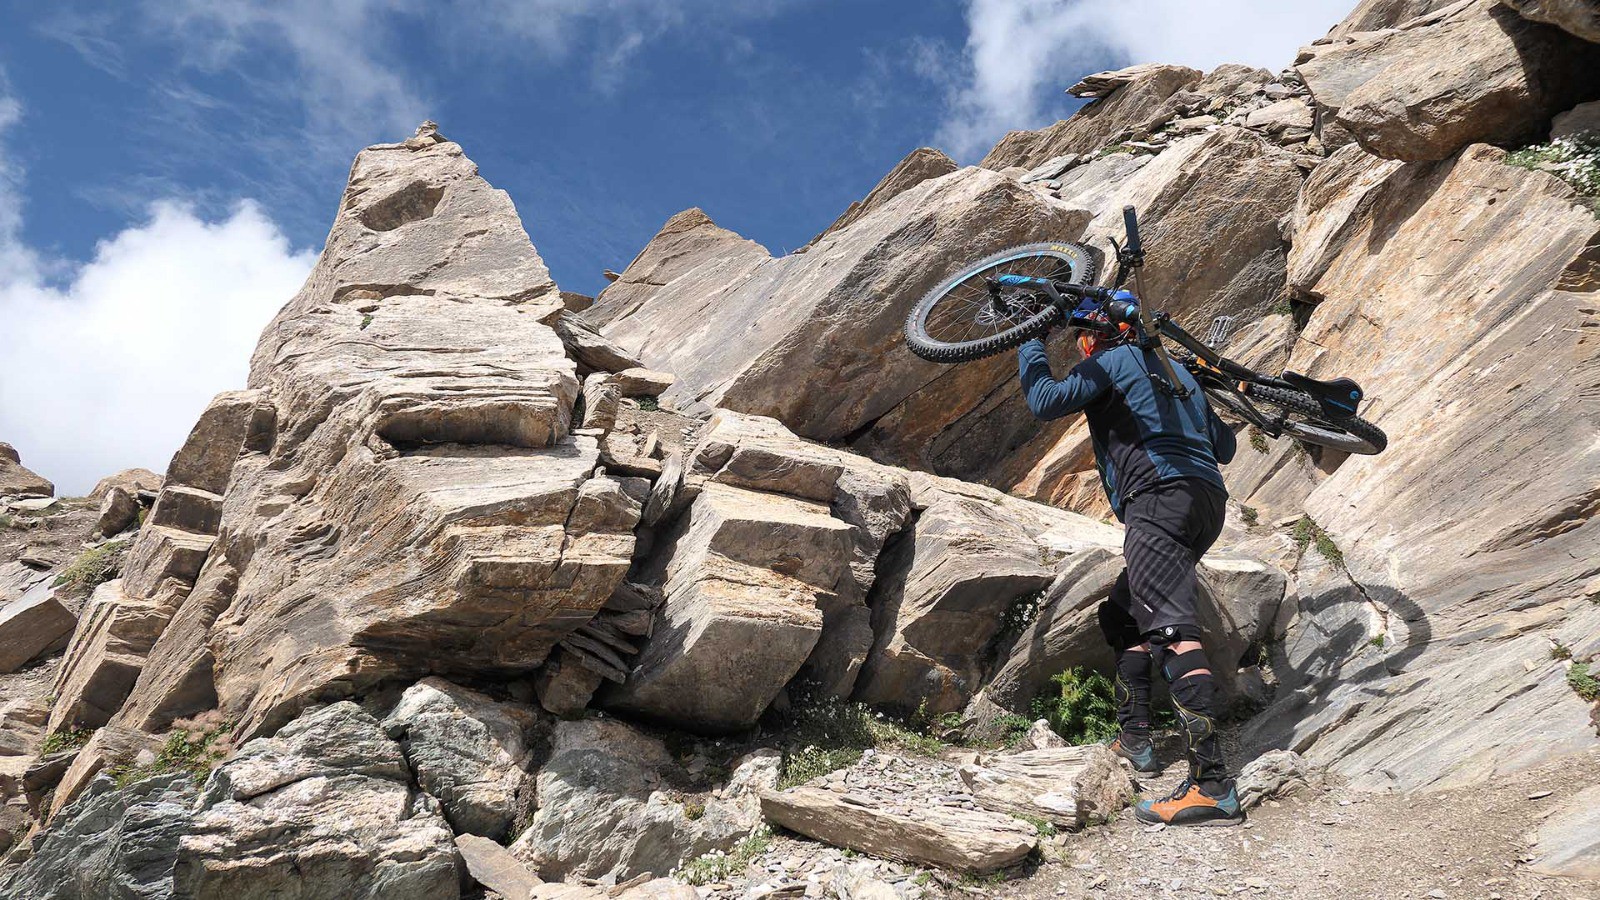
[905,242,1096,364]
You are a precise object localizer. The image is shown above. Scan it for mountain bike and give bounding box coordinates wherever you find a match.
[903,206,1387,455]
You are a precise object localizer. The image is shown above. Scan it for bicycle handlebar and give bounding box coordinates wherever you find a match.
[1122,206,1143,259]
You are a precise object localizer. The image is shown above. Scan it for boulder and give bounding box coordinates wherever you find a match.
[1327,0,1460,35]
[95,487,141,538]
[0,581,76,674]
[162,390,261,495]
[1236,749,1317,809]
[1500,0,1600,40]
[0,773,196,900]
[600,482,844,731]
[957,745,1134,828]
[0,442,52,500]
[88,468,162,503]
[803,147,958,248]
[511,718,771,881]
[1296,0,1600,160]
[382,677,544,840]
[534,647,607,717]
[47,579,173,733]
[983,65,1203,170]
[585,167,1088,482]
[176,701,459,899]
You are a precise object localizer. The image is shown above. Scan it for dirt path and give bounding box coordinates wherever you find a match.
[960,750,1600,900]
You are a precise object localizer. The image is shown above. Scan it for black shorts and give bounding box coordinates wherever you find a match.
[1101,478,1226,646]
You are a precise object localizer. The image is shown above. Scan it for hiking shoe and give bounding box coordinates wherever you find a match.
[1134,778,1244,827]
[1108,733,1162,774]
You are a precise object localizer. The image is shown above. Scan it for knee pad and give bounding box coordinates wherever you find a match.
[1097,601,1142,651]
[1168,670,1219,745]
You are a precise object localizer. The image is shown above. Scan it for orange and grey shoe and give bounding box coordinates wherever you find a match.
[1134,778,1244,826]
[1108,733,1162,774]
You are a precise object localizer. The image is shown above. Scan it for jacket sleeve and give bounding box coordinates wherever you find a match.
[1207,405,1238,465]
[1018,338,1111,420]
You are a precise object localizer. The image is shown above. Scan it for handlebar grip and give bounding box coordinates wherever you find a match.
[1122,206,1143,258]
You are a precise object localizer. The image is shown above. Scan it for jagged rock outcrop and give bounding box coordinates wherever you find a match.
[582,166,1088,482]
[983,64,1202,171]
[0,444,51,501]
[802,147,958,248]
[107,127,637,740]
[1296,0,1600,161]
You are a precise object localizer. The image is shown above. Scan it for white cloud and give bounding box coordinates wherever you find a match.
[0,80,315,495]
[146,0,428,146]
[936,0,1355,160]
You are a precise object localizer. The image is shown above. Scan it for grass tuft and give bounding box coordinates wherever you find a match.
[40,727,95,755]
[1551,642,1573,661]
[771,685,945,789]
[1240,505,1260,526]
[1291,516,1344,566]
[108,712,235,787]
[1568,662,1599,702]
[1248,429,1270,454]
[675,828,773,885]
[53,541,129,590]
[636,395,661,412]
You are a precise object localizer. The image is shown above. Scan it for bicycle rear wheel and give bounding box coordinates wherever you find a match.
[904,242,1097,364]
[1207,385,1387,455]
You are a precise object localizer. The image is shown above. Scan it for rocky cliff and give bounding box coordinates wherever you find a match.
[2,0,1599,896]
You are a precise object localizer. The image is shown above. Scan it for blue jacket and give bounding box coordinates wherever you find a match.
[1018,338,1235,519]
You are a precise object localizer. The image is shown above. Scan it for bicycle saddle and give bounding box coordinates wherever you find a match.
[1282,371,1364,418]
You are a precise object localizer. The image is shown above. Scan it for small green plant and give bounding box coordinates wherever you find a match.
[107,713,235,787]
[995,714,1035,749]
[682,800,706,820]
[0,513,14,529]
[997,589,1045,644]
[675,828,773,885]
[1505,136,1600,215]
[1240,505,1260,526]
[1270,299,1295,317]
[1030,668,1119,745]
[1551,642,1573,661]
[1369,634,1387,649]
[772,685,945,788]
[53,540,129,590]
[636,395,661,412]
[359,313,374,330]
[914,871,934,887]
[1248,428,1270,454]
[841,848,858,859]
[1015,814,1058,837]
[1290,516,1344,566]
[1568,662,1599,702]
[40,727,94,755]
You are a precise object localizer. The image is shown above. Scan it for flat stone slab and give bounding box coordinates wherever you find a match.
[957,745,1133,828]
[759,754,1037,873]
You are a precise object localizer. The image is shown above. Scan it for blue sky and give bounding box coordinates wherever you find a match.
[0,0,1353,492]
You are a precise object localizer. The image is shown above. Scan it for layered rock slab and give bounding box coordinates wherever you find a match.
[585,166,1089,482]
[0,443,52,501]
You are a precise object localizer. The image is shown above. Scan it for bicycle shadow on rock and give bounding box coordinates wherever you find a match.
[1235,580,1432,766]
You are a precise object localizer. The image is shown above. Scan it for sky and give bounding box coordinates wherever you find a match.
[0,0,1355,494]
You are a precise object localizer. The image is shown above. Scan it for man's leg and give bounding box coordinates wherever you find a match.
[1121,484,1241,825]
[1098,579,1160,773]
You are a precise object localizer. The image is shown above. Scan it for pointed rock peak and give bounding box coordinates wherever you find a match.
[404,119,447,148]
[660,207,718,234]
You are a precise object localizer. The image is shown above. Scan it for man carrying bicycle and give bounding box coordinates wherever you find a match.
[1017,300,1243,827]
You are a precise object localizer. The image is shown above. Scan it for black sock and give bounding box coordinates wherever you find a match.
[1114,648,1153,740]
[1168,670,1228,793]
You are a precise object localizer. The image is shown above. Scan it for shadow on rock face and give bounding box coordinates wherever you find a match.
[1239,581,1431,764]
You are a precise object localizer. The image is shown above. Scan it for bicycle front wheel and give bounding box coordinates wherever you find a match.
[1208,385,1388,455]
[904,242,1097,364]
